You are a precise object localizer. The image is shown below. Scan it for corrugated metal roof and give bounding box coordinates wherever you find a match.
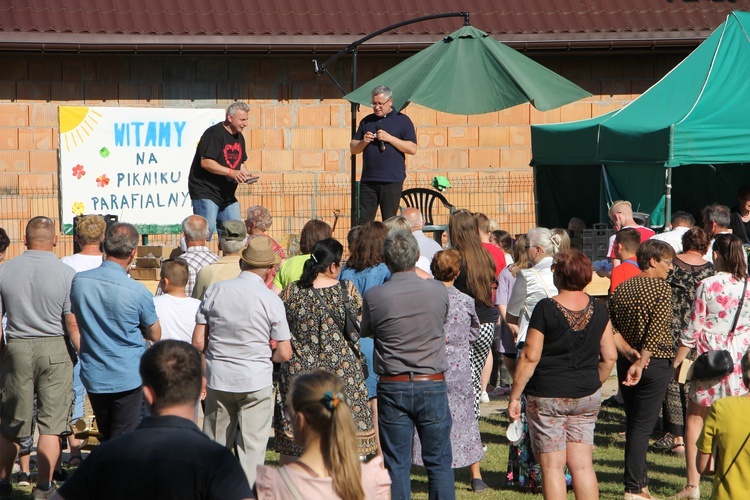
[1,0,748,53]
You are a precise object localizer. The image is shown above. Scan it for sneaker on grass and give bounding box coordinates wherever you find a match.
[31,482,57,500]
[17,472,31,487]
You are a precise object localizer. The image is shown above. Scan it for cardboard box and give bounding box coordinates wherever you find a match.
[130,268,160,281]
[135,245,179,269]
[136,245,178,259]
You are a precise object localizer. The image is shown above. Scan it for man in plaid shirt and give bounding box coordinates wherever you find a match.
[157,215,218,297]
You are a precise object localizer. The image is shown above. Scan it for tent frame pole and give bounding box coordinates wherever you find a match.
[665,167,672,228]
[313,12,470,227]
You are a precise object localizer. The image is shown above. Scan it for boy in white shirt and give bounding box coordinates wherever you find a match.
[153,260,200,344]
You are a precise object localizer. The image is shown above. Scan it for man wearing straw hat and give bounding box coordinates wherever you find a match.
[192,237,292,486]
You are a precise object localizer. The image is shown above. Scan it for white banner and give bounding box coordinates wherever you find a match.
[59,106,225,233]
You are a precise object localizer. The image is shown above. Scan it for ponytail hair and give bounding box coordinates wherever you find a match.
[551,228,570,252]
[510,234,532,277]
[298,238,343,288]
[713,234,748,280]
[289,370,364,500]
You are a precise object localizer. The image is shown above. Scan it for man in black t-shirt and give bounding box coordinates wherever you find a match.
[55,340,253,500]
[188,102,255,240]
[350,86,417,225]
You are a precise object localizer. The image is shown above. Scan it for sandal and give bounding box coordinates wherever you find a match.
[653,432,674,450]
[67,455,83,468]
[669,483,700,499]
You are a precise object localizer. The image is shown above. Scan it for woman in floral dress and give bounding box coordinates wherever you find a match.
[412,249,484,474]
[672,234,750,499]
[274,238,377,462]
[656,227,714,455]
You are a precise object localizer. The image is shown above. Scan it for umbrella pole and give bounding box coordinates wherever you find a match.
[312,12,472,227]
[351,49,359,227]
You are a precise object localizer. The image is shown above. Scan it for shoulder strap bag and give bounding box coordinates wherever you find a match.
[310,283,369,379]
[278,467,304,500]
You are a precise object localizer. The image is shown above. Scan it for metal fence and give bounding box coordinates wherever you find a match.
[0,171,536,259]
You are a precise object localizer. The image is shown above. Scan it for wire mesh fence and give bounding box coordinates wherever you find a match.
[0,171,536,260]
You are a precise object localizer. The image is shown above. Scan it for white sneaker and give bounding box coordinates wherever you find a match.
[12,463,20,474]
[480,391,490,403]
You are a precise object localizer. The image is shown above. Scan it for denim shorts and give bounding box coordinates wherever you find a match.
[526,389,601,454]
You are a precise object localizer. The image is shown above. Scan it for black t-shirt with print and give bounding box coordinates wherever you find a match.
[188,122,248,206]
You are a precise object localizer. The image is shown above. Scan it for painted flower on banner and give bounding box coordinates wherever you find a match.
[100,147,110,158]
[96,174,110,187]
[71,201,85,216]
[72,164,86,179]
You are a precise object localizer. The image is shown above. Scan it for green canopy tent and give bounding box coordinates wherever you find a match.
[531,11,750,229]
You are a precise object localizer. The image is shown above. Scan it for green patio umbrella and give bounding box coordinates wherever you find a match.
[345,25,591,114]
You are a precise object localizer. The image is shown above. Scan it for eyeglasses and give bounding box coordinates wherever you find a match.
[370,98,391,107]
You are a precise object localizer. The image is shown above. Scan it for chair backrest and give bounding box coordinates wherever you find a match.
[400,188,455,226]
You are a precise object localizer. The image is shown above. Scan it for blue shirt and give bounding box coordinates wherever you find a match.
[339,263,390,295]
[354,111,416,183]
[71,260,158,394]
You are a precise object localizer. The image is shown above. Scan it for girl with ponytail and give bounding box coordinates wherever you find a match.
[256,370,390,499]
[274,240,377,464]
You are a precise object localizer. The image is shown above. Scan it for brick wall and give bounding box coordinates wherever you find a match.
[0,51,687,259]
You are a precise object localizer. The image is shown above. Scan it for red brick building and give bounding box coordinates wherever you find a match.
[1,1,747,257]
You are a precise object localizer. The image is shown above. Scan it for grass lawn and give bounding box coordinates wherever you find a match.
[266,404,715,499]
[9,404,714,499]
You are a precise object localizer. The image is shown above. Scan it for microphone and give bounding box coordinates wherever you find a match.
[375,124,386,152]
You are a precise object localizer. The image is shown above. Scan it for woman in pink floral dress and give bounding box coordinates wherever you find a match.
[671,234,750,499]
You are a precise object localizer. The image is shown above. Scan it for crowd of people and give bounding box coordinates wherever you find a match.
[3,186,750,500]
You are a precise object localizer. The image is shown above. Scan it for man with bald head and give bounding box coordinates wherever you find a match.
[402,207,442,262]
[71,222,161,443]
[606,200,655,266]
[0,217,79,499]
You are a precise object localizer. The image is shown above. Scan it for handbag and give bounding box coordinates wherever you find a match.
[310,282,369,380]
[692,350,734,381]
[692,277,748,381]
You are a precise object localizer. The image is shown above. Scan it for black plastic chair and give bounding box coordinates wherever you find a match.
[400,188,456,243]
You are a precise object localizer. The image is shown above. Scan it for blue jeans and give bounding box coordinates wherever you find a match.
[378,379,455,500]
[72,361,86,420]
[191,199,241,241]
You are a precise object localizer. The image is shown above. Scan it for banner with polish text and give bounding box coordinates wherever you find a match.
[59,106,224,234]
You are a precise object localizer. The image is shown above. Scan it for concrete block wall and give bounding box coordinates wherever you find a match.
[0,51,686,258]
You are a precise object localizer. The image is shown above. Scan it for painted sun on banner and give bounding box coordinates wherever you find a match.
[59,106,225,234]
